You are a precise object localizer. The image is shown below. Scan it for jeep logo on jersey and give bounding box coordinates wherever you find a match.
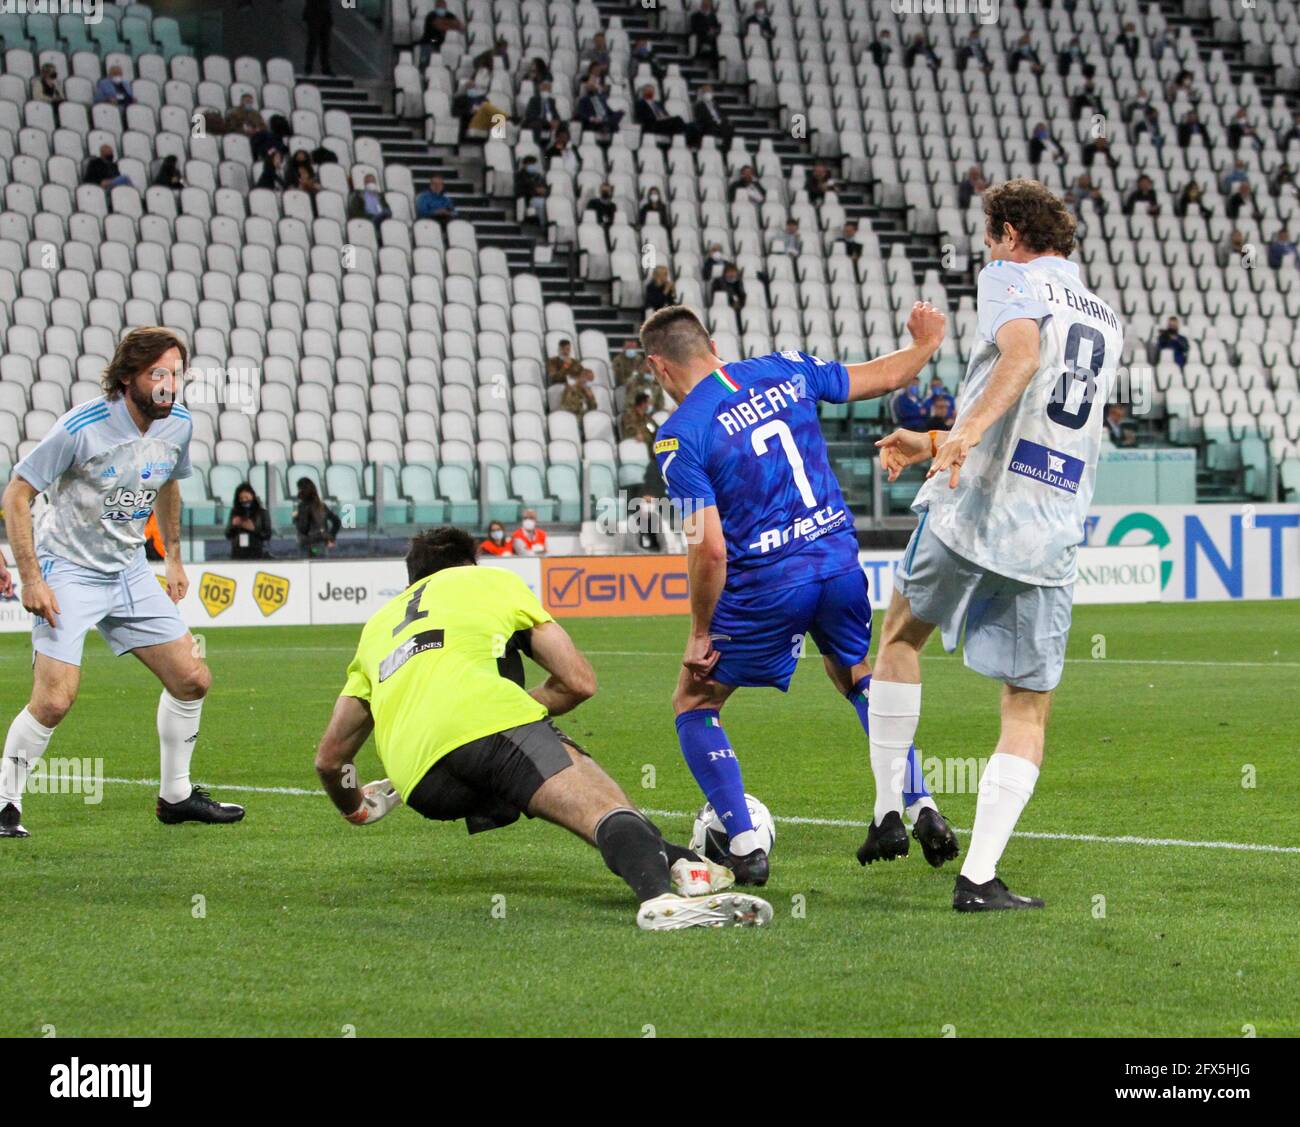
[101,486,158,522]
[253,572,290,617]
[198,573,237,618]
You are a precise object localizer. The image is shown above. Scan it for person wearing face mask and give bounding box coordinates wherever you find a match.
[294,477,341,558]
[892,378,928,431]
[589,182,618,228]
[576,80,623,136]
[515,155,549,227]
[612,338,649,387]
[347,174,393,231]
[479,521,512,558]
[226,483,273,560]
[511,510,548,556]
[639,188,668,227]
[702,242,726,282]
[693,84,732,148]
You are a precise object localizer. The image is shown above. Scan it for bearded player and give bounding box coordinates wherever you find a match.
[0,327,244,837]
[642,302,959,886]
[873,179,1123,911]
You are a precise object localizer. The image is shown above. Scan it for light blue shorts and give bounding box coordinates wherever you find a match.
[896,515,1074,692]
[32,553,188,666]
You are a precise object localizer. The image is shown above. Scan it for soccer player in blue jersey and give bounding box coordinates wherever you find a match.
[641,303,958,884]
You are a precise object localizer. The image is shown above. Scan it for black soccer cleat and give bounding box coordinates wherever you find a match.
[912,807,960,868]
[0,802,30,838]
[722,847,769,887]
[952,874,1044,912]
[156,786,245,825]
[856,811,909,864]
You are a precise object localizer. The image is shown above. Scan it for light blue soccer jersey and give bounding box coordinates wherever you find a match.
[14,395,193,574]
[653,352,860,593]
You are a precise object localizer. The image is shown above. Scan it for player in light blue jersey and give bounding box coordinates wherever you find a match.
[0,328,244,837]
[874,180,1123,911]
[640,303,959,885]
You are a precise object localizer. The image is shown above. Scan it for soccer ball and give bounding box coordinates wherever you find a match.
[689,793,776,861]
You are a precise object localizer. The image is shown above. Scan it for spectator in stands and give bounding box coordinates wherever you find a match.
[806,160,837,204]
[545,127,578,177]
[1123,174,1160,217]
[1267,229,1298,270]
[577,80,623,136]
[928,396,955,432]
[711,262,746,312]
[479,521,512,558]
[84,144,132,191]
[516,155,549,227]
[644,265,677,313]
[957,165,987,210]
[1105,404,1137,447]
[1117,21,1140,61]
[613,339,648,385]
[1225,181,1260,224]
[511,511,548,556]
[1132,105,1165,150]
[1152,318,1189,369]
[266,113,292,158]
[1221,159,1250,195]
[924,376,954,424]
[774,218,802,256]
[31,63,64,106]
[1070,77,1103,121]
[256,149,286,190]
[1007,33,1044,77]
[523,57,552,85]
[703,243,726,282]
[560,370,597,417]
[1217,228,1248,268]
[1066,173,1106,219]
[455,76,509,136]
[153,155,186,192]
[547,339,583,384]
[690,0,722,64]
[1056,35,1088,79]
[1269,162,1299,201]
[472,36,511,73]
[693,84,732,148]
[293,478,340,557]
[1028,121,1066,166]
[1227,108,1263,153]
[903,32,940,70]
[302,0,334,76]
[1177,109,1210,149]
[957,28,992,74]
[418,1,461,66]
[284,149,321,194]
[634,85,699,145]
[1166,70,1195,103]
[226,483,273,560]
[868,29,893,68]
[639,187,669,227]
[1278,111,1300,153]
[621,391,657,444]
[588,182,618,228]
[226,93,265,136]
[834,219,863,262]
[746,1,775,41]
[1082,136,1119,171]
[523,81,562,142]
[631,38,666,82]
[580,32,611,73]
[729,165,766,204]
[1125,87,1153,125]
[348,174,392,230]
[893,379,927,431]
[94,65,134,109]
[416,174,456,225]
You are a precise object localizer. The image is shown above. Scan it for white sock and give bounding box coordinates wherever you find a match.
[158,691,204,804]
[905,795,937,825]
[1,708,55,810]
[867,680,921,823]
[961,752,1039,885]
[728,828,760,856]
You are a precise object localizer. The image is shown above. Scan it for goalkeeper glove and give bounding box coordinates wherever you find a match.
[344,778,400,825]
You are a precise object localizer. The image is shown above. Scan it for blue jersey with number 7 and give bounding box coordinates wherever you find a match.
[652,351,861,593]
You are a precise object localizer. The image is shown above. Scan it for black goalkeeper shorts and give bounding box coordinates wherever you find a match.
[405,719,587,831]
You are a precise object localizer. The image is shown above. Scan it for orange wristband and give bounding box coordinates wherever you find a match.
[929,430,939,457]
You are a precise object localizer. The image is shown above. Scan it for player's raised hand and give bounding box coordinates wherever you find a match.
[928,428,979,489]
[875,428,933,482]
[682,632,721,682]
[906,301,947,354]
[165,558,189,603]
[21,576,60,628]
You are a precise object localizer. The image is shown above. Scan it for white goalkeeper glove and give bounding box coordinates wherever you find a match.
[344,778,400,825]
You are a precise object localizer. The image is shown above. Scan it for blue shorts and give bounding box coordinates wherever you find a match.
[709,568,872,691]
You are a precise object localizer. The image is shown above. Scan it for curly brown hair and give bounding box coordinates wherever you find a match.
[983,178,1076,257]
[101,327,189,400]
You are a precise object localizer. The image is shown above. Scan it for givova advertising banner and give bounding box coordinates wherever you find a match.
[1085,505,1300,601]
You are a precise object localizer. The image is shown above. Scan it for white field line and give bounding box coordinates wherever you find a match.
[46,775,1299,856]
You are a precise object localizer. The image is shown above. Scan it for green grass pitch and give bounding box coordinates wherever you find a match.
[1,602,1297,1037]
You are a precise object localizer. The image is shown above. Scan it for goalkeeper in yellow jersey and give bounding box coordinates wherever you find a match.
[313,527,772,931]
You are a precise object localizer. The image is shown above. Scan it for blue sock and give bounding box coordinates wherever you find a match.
[848,675,930,808]
[675,708,753,837]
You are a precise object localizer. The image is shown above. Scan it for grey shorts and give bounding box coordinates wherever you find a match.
[895,514,1074,692]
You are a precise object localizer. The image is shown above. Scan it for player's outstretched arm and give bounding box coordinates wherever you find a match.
[315,694,395,824]
[682,505,726,681]
[929,318,1041,489]
[842,301,946,402]
[2,475,60,627]
[527,620,597,716]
